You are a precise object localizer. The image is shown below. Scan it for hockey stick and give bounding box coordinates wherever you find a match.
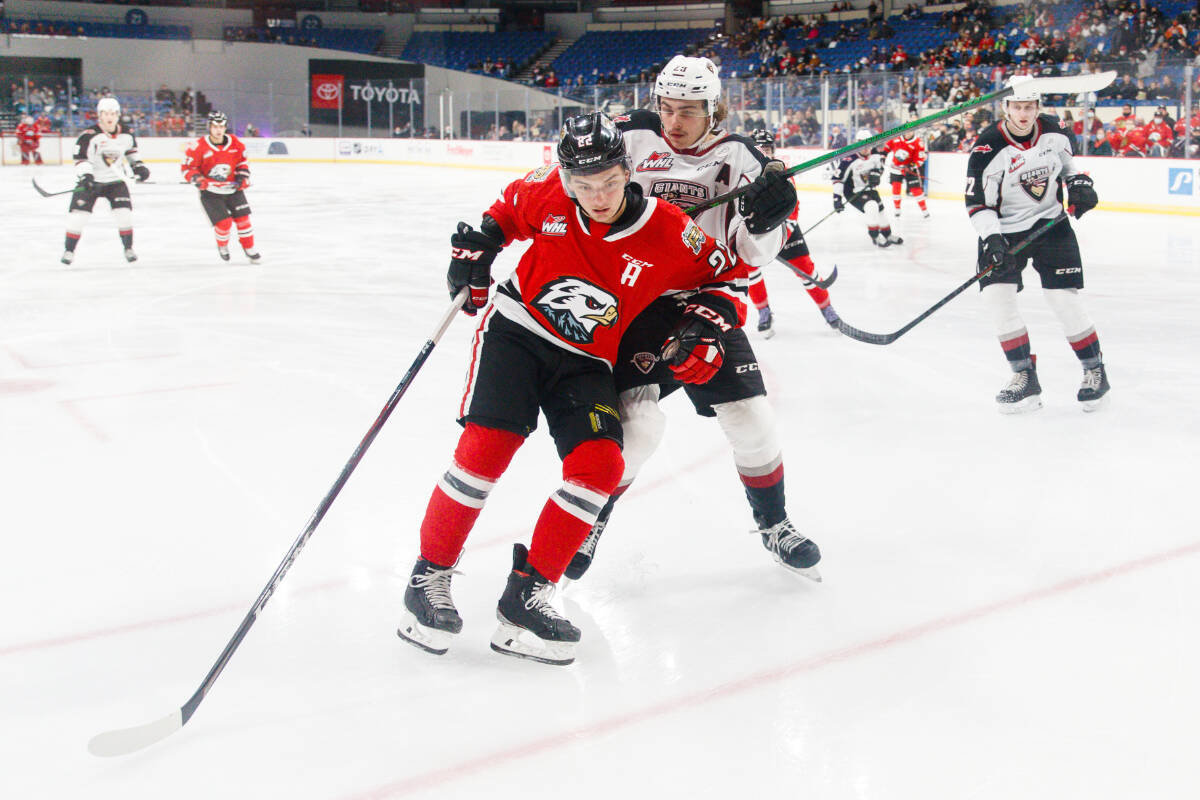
[32,177,80,198]
[835,215,1069,345]
[87,289,469,758]
[684,71,1117,217]
[776,257,838,290]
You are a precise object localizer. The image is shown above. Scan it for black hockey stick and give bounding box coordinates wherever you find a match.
[836,215,1069,345]
[87,289,469,758]
[776,257,837,290]
[32,177,80,198]
[684,71,1117,218]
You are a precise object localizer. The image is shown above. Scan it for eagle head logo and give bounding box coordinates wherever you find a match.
[532,277,619,344]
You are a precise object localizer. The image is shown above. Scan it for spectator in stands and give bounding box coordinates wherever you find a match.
[244,122,259,137]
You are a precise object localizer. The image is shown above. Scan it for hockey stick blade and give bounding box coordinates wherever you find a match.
[686,72,1116,216]
[32,177,77,198]
[87,289,469,757]
[88,709,183,757]
[776,259,836,290]
[836,215,1069,345]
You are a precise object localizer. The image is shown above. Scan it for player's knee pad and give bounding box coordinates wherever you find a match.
[233,214,252,231]
[865,203,883,227]
[112,207,133,229]
[617,385,666,482]
[66,209,90,233]
[452,422,523,481]
[1042,288,1093,338]
[982,282,1022,336]
[891,181,902,196]
[711,395,781,471]
[562,438,624,496]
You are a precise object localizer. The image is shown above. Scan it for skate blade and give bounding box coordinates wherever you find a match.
[490,620,576,666]
[397,611,455,656]
[1080,395,1108,412]
[997,395,1043,415]
[773,555,823,583]
[760,327,776,339]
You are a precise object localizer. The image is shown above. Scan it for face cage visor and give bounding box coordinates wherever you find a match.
[558,156,633,199]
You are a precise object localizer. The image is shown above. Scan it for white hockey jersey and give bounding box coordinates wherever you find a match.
[615,109,785,268]
[965,114,1079,237]
[831,152,885,199]
[73,125,140,185]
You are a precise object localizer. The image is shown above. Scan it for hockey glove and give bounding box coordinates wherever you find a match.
[866,170,882,188]
[76,173,95,192]
[833,194,845,213]
[1065,174,1097,219]
[448,221,503,315]
[738,160,797,235]
[131,162,151,182]
[981,233,1012,277]
[660,302,730,385]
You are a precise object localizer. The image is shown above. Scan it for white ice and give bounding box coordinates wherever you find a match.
[2,161,1199,799]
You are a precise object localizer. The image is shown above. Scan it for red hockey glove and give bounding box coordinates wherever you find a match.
[661,303,729,384]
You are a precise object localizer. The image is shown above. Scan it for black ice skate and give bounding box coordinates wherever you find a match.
[883,231,904,245]
[872,233,890,248]
[60,250,74,266]
[1077,362,1110,412]
[996,360,1042,414]
[124,248,138,263]
[757,518,822,582]
[757,306,775,339]
[396,557,462,656]
[491,544,580,665]
[562,518,607,584]
[244,248,262,265]
[217,244,230,262]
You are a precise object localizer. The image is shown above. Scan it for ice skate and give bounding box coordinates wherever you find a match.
[873,234,891,248]
[562,518,606,584]
[757,306,775,339]
[244,248,262,265]
[1077,362,1110,412]
[757,518,822,582]
[217,244,230,262]
[60,250,74,266]
[396,557,462,656]
[893,207,901,218]
[921,208,931,219]
[820,304,840,329]
[883,232,904,245]
[123,248,138,263]
[996,362,1042,414]
[491,544,580,665]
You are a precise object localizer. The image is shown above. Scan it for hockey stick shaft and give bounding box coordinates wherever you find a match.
[32,177,78,197]
[684,71,1116,217]
[801,189,870,238]
[87,289,469,758]
[836,215,1069,345]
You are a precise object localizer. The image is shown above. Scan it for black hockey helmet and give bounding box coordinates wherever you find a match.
[750,128,776,153]
[557,113,629,177]
[208,110,228,127]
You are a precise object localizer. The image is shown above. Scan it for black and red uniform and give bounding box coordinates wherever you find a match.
[181,133,255,254]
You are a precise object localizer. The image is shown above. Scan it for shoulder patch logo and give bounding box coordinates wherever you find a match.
[971,143,992,154]
[681,220,706,255]
[525,164,555,183]
[532,277,619,344]
[541,213,568,236]
[636,151,674,171]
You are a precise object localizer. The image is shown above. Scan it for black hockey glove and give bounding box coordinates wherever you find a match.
[448,220,503,315]
[981,233,1012,277]
[76,173,95,192]
[866,169,882,188]
[738,160,797,235]
[131,162,151,182]
[1065,174,1098,219]
[660,302,731,385]
[833,194,845,213]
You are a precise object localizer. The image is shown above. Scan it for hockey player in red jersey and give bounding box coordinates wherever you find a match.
[884,132,929,218]
[745,128,840,337]
[15,116,43,164]
[181,111,261,264]
[397,113,747,665]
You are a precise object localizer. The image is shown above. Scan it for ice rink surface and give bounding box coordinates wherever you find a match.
[2,160,1199,799]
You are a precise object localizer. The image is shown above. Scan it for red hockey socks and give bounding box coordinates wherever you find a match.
[786,254,829,306]
[748,267,770,310]
[214,218,233,246]
[527,438,623,582]
[419,423,524,568]
[233,215,255,250]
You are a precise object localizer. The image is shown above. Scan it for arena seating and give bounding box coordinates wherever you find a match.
[401,31,553,74]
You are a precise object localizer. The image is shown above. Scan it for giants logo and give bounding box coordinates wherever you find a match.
[1018,165,1050,200]
[541,213,568,236]
[651,179,707,208]
[637,151,674,171]
[631,352,658,374]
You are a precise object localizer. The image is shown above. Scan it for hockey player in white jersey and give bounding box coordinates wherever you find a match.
[965,76,1109,412]
[61,96,151,265]
[564,55,822,585]
[831,131,902,247]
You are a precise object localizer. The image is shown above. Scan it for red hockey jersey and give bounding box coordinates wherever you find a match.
[15,122,40,148]
[485,164,746,367]
[181,134,250,195]
[885,135,927,172]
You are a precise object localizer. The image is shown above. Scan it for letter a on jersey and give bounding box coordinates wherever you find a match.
[532,277,619,344]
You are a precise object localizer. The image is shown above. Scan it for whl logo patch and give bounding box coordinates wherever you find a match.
[637,151,674,171]
[541,213,568,236]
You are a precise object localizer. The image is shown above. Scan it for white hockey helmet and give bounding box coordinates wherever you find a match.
[97,96,121,114]
[1004,76,1040,106]
[654,55,722,117]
